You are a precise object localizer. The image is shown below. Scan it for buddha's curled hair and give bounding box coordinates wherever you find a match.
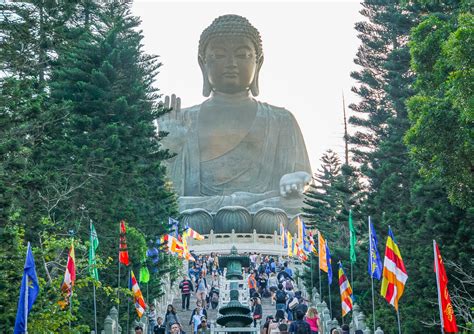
[198,14,263,59]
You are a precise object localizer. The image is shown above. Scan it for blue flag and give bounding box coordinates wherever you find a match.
[14,243,40,334]
[368,218,383,280]
[168,217,179,238]
[325,243,333,285]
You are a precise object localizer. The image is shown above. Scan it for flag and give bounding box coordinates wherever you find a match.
[296,216,303,245]
[380,227,408,311]
[185,226,205,240]
[280,224,286,248]
[287,232,293,257]
[139,265,150,284]
[300,218,310,252]
[291,236,296,257]
[434,240,458,333]
[146,245,159,273]
[181,232,195,262]
[89,223,99,281]
[349,210,356,263]
[14,243,40,334]
[368,218,383,280]
[59,242,76,309]
[129,271,146,318]
[119,221,130,266]
[167,235,184,254]
[325,243,333,285]
[309,231,317,256]
[318,232,328,273]
[338,262,354,317]
[169,217,179,238]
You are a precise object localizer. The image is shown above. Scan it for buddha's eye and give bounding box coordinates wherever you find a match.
[211,53,226,60]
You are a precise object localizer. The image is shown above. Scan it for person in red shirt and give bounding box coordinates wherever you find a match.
[179,274,194,310]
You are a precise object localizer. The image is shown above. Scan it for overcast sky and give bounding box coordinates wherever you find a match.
[131,1,363,172]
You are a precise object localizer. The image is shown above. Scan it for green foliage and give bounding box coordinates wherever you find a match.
[407,12,474,209]
[1,1,180,332]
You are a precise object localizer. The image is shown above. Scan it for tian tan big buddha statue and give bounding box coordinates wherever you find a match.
[159,15,312,234]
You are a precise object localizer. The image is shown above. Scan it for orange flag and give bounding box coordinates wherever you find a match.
[434,240,458,333]
[318,231,328,272]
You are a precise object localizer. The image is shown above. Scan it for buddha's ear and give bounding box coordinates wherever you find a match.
[199,55,212,97]
[250,55,264,97]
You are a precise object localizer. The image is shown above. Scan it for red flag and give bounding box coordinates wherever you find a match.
[434,241,458,333]
[119,221,130,266]
[59,242,76,308]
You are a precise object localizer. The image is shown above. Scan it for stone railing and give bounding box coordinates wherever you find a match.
[97,272,178,334]
[98,306,148,334]
[187,229,286,255]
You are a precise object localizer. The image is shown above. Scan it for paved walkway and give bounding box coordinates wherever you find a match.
[172,289,277,333]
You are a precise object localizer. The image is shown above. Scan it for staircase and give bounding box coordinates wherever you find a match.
[171,288,276,333]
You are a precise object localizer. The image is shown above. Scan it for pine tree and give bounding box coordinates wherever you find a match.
[36,2,179,325]
[349,0,473,332]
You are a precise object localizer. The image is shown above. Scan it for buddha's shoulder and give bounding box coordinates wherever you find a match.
[258,101,297,120]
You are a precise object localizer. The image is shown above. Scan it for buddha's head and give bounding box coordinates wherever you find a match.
[198,15,264,97]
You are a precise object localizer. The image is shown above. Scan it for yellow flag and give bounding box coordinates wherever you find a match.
[287,232,293,257]
[318,231,328,272]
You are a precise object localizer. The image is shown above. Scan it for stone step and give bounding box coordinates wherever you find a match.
[172,290,277,333]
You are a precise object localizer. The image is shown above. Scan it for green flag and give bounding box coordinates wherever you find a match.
[349,210,357,263]
[89,223,99,280]
[139,265,150,283]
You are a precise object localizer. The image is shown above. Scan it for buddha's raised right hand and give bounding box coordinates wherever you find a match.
[158,94,188,153]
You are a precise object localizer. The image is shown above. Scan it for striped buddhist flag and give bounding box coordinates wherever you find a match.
[129,271,146,318]
[59,242,76,309]
[380,227,408,311]
[185,226,205,240]
[318,232,328,272]
[167,235,184,255]
[338,262,353,317]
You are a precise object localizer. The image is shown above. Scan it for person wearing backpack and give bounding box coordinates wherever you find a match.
[288,310,311,334]
[274,283,287,311]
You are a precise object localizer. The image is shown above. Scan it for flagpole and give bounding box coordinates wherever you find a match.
[25,243,30,334]
[369,216,376,334]
[146,282,149,305]
[127,270,130,334]
[93,281,98,334]
[311,254,314,295]
[90,221,98,334]
[69,289,73,329]
[433,240,445,334]
[396,308,402,334]
[317,232,322,297]
[328,279,332,319]
[117,222,121,325]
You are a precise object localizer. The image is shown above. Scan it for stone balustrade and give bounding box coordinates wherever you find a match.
[187,229,286,255]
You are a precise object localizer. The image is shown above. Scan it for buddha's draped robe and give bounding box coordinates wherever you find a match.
[166,100,311,214]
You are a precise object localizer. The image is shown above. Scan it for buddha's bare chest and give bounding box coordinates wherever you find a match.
[198,106,257,161]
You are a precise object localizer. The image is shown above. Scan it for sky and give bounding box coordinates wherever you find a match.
[131,1,363,172]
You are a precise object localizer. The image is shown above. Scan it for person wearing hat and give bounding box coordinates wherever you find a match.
[197,316,210,334]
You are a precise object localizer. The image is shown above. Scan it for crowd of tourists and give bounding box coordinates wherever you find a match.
[136,252,351,334]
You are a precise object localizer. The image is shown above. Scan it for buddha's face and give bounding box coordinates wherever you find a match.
[203,36,258,94]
